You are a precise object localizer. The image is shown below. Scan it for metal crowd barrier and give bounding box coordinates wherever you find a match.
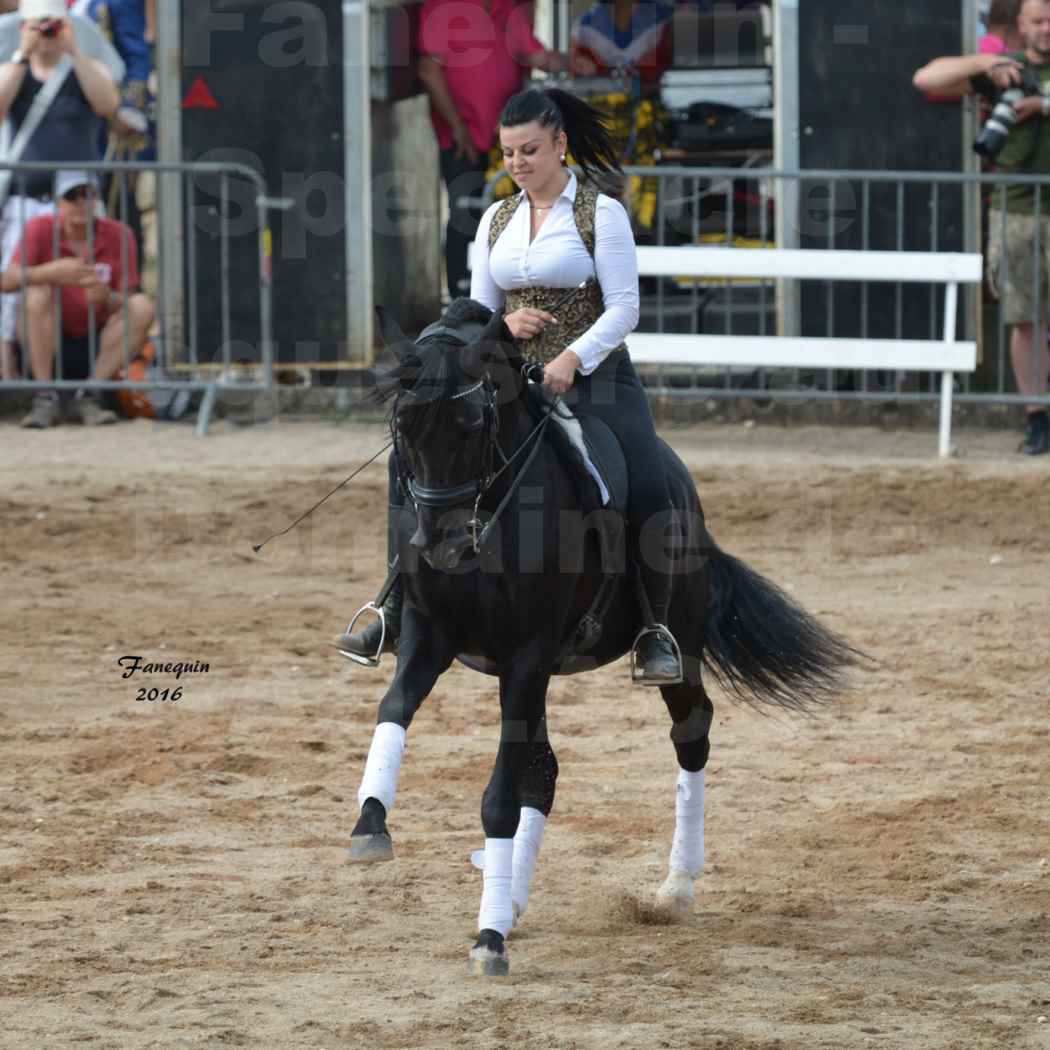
[0,160,276,435]
[475,165,1050,412]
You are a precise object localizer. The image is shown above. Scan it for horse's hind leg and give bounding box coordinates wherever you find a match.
[655,680,713,912]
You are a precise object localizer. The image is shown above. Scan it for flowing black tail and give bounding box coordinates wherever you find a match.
[703,545,860,713]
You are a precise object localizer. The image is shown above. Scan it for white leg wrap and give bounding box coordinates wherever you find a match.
[511,807,546,921]
[668,768,705,878]
[477,838,515,937]
[356,722,406,814]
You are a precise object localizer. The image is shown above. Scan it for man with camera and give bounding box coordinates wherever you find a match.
[915,0,1050,455]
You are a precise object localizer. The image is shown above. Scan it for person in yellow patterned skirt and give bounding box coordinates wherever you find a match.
[338,87,682,683]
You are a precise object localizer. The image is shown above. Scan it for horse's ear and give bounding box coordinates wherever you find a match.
[374,306,408,349]
[368,342,422,403]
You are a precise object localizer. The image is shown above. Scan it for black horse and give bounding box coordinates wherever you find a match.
[348,300,856,976]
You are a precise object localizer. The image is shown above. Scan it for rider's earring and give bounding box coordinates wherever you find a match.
[560,154,566,162]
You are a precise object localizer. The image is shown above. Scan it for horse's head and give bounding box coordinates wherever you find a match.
[372,299,523,571]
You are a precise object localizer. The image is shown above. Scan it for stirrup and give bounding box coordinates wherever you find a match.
[629,623,684,686]
[335,601,387,668]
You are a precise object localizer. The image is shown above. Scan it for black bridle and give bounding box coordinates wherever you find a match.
[393,332,554,555]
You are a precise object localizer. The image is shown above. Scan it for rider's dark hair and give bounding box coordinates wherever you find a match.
[499,87,620,180]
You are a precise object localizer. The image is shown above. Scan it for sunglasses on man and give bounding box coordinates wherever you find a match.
[62,186,94,202]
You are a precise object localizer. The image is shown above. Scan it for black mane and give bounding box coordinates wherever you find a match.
[440,297,493,329]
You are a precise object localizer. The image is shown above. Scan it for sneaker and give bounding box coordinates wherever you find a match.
[19,392,60,429]
[72,392,118,426]
[1019,411,1049,456]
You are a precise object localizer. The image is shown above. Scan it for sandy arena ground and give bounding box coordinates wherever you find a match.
[1,417,1049,1050]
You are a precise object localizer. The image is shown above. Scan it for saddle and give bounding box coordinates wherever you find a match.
[525,383,628,514]
[525,384,629,665]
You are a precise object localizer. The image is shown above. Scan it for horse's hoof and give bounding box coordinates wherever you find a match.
[467,929,509,976]
[655,870,695,914]
[346,832,394,864]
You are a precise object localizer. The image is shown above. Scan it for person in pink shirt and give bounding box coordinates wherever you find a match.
[980,0,1022,53]
[418,0,594,299]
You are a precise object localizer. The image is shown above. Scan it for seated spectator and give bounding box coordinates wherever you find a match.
[980,0,1022,53]
[0,0,122,386]
[3,170,154,428]
[571,0,674,89]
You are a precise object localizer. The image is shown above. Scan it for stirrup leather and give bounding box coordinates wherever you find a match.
[336,601,387,668]
[629,623,684,686]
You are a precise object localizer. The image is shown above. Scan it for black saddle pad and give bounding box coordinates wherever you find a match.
[577,415,628,513]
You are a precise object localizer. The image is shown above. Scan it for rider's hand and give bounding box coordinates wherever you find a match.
[543,349,580,396]
[505,307,556,341]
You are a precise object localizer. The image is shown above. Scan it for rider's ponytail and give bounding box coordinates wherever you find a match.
[499,87,620,180]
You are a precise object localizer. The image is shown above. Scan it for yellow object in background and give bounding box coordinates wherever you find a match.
[672,233,776,288]
[483,89,668,231]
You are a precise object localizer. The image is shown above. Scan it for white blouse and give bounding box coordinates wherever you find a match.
[469,171,640,376]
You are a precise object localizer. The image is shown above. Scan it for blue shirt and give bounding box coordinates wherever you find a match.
[73,0,151,84]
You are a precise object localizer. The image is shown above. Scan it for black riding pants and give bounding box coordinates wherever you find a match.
[563,349,674,619]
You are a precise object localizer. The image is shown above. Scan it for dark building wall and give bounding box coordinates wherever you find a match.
[181,0,347,365]
[797,0,967,340]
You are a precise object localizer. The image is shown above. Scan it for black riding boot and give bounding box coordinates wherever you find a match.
[335,504,403,661]
[632,547,683,686]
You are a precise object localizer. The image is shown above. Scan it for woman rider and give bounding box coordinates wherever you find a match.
[338,86,682,683]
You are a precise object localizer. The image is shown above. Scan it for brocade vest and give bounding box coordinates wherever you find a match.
[488,184,628,366]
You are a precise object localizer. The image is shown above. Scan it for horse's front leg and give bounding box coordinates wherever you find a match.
[510,732,558,927]
[469,660,554,977]
[348,606,457,863]
[655,680,713,912]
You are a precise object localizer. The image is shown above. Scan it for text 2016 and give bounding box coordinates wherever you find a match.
[136,686,182,702]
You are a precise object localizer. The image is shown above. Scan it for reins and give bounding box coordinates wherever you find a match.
[396,361,558,555]
[470,369,557,553]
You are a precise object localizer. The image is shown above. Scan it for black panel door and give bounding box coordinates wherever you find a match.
[798,0,965,341]
[181,0,346,365]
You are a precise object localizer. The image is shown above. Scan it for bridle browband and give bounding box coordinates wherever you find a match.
[393,326,554,554]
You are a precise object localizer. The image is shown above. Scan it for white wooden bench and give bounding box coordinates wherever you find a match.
[632,247,983,457]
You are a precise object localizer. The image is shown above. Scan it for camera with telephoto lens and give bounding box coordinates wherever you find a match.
[38,18,60,38]
[974,68,1045,158]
